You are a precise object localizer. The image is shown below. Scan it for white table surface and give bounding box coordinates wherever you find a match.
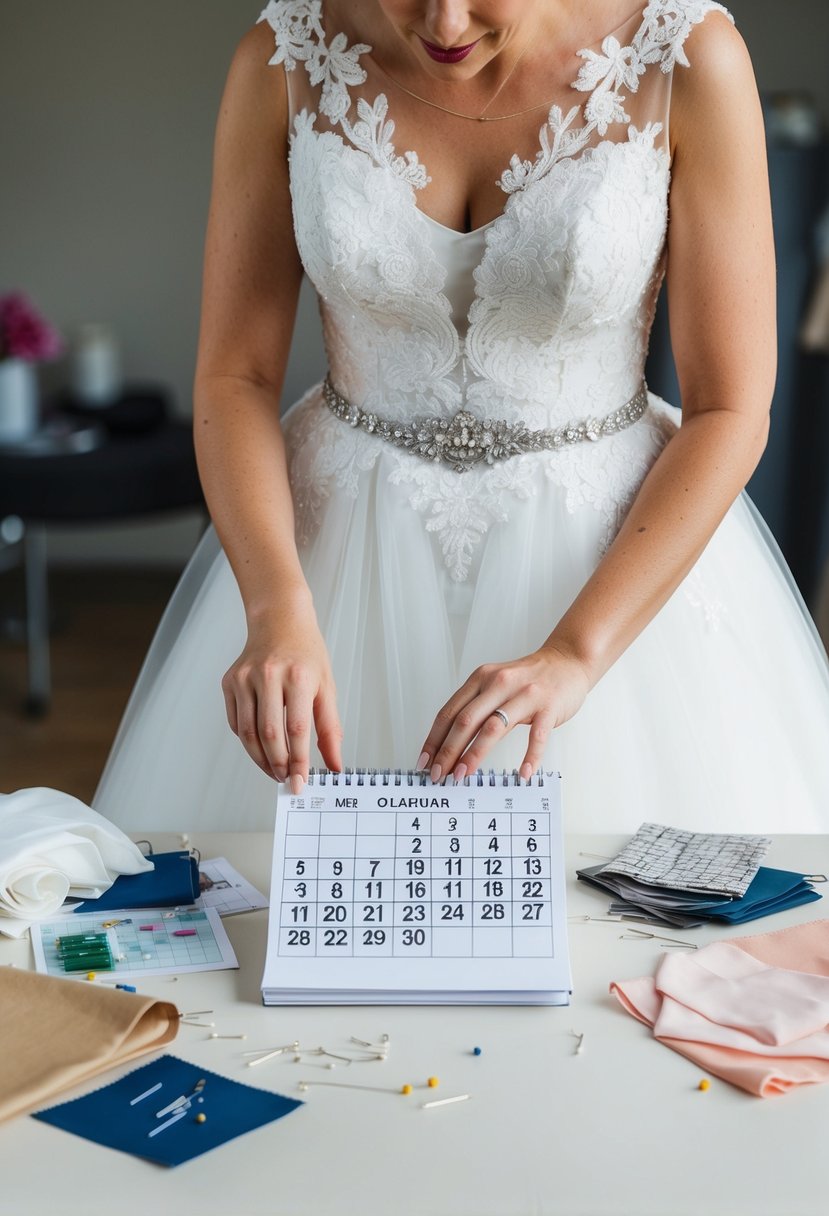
[2,832,827,1216]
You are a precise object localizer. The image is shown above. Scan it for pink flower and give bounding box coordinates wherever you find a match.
[0,292,64,362]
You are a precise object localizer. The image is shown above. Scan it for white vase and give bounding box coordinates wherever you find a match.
[71,322,122,406]
[0,357,39,442]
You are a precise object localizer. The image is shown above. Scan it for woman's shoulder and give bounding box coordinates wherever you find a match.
[221,18,291,130]
[665,4,757,150]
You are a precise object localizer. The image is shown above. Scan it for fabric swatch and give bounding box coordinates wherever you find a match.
[33,1055,303,1166]
[611,918,829,1096]
[0,787,152,936]
[0,968,178,1123]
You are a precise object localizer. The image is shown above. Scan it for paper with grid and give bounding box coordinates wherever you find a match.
[31,906,238,979]
[601,822,771,897]
[261,771,571,1005]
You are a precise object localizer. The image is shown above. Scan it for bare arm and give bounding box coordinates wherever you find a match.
[420,15,775,781]
[194,23,343,792]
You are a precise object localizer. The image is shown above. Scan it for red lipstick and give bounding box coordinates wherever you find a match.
[418,35,481,64]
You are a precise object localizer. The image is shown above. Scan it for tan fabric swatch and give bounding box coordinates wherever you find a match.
[0,969,179,1123]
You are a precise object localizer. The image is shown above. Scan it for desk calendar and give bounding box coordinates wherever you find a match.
[261,770,571,1005]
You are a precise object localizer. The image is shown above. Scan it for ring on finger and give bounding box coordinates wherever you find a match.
[490,708,510,730]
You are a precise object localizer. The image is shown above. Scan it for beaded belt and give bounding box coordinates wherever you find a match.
[322,374,649,474]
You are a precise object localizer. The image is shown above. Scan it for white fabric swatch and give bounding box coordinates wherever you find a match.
[0,788,153,936]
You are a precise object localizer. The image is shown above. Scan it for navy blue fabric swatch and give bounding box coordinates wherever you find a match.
[33,1054,303,1167]
[73,852,200,912]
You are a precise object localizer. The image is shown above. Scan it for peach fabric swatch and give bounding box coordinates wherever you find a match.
[610,919,829,1097]
[0,968,179,1123]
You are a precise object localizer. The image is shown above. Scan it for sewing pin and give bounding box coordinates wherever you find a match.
[208,1033,247,1040]
[246,1047,293,1067]
[297,1080,404,1096]
[314,1047,354,1065]
[422,1094,471,1109]
[571,1030,585,1055]
[130,1081,163,1106]
[148,1108,188,1137]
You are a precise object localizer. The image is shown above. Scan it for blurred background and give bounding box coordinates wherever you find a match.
[1,0,829,801]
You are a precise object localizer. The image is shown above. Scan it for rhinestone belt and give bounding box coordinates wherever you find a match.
[322,374,649,473]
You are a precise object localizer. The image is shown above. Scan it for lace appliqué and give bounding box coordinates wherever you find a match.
[499,0,734,192]
[388,456,539,583]
[683,565,728,630]
[552,405,675,551]
[499,105,595,195]
[340,96,431,189]
[572,0,735,136]
[258,0,370,124]
[284,388,383,548]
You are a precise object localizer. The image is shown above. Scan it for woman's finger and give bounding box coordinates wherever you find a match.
[284,668,315,794]
[257,687,289,782]
[222,679,239,736]
[416,671,487,774]
[314,687,344,773]
[236,692,279,778]
[430,670,519,778]
[519,711,553,781]
[452,692,532,778]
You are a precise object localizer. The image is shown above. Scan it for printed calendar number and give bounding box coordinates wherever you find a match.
[322,929,348,947]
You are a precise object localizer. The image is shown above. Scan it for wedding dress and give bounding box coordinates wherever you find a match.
[94,0,829,834]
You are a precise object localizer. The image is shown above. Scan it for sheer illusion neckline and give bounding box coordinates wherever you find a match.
[318,0,657,236]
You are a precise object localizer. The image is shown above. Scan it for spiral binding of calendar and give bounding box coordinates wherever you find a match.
[308,768,554,786]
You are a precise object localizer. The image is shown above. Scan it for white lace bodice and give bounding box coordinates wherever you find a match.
[257,0,735,580]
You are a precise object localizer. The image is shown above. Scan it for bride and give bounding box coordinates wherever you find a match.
[95,0,829,833]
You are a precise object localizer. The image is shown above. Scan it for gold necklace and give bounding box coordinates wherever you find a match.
[372,14,554,123]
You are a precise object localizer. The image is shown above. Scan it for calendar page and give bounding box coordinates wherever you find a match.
[261,771,571,1005]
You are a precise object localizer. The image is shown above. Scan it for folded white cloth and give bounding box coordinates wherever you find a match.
[0,788,153,936]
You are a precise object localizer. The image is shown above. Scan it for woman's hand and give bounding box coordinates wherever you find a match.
[221,589,343,794]
[416,643,592,783]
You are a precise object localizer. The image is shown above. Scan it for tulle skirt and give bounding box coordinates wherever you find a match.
[93,386,829,834]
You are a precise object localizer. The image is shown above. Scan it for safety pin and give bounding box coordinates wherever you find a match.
[350,1034,390,1051]
[804,874,827,883]
[619,928,697,949]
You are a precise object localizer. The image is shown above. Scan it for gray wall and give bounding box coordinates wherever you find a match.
[1,0,827,564]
